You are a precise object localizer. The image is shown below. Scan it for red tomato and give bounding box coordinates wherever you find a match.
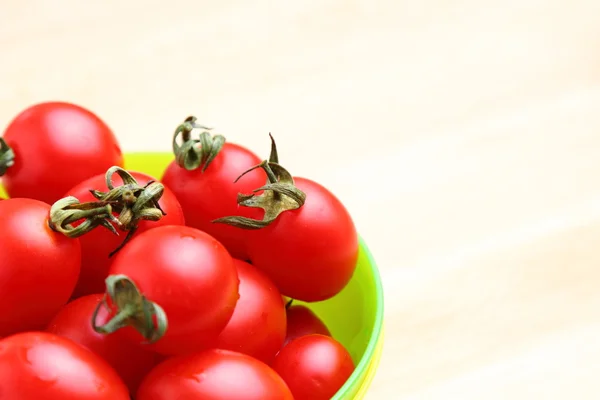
[213,259,286,364]
[161,142,264,259]
[284,305,331,346]
[272,334,355,400]
[0,332,130,400]
[246,178,358,301]
[47,294,162,394]
[104,225,239,356]
[0,102,123,204]
[137,349,293,400]
[64,171,185,298]
[0,198,81,337]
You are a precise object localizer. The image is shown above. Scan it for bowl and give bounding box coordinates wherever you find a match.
[0,152,384,399]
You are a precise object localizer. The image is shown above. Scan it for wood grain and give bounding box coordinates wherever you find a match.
[2,0,600,398]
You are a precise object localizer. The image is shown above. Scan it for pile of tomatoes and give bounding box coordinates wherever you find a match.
[0,102,360,400]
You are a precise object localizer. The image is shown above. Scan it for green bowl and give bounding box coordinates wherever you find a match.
[0,152,384,399]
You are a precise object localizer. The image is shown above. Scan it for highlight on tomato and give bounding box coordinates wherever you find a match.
[273,334,355,400]
[213,259,286,364]
[161,116,265,259]
[0,101,124,204]
[137,349,294,400]
[47,294,163,395]
[94,225,240,356]
[0,332,130,400]
[64,167,185,298]
[215,135,359,302]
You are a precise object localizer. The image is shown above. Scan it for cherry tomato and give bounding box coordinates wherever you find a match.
[0,332,130,400]
[64,170,185,298]
[47,294,162,394]
[272,334,355,400]
[0,102,123,204]
[246,178,358,301]
[0,198,81,337]
[213,259,286,364]
[137,349,293,400]
[284,305,331,346]
[104,225,239,356]
[161,142,264,259]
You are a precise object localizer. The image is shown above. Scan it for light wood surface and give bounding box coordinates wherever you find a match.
[2,1,600,398]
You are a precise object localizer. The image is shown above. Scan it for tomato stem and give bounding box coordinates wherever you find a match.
[49,196,122,238]
[92,275,168,343]
[262,161,279,185]
[0,138,15,176]
[172,115,225,172]
[91,166,166,256]
[268,132,279,164]
[213,135,306,230]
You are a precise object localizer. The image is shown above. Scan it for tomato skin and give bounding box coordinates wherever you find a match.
[64,171,185,298]
[1,102,123,204]
[47,294,162,394]
[0,198,81,337]
[284,305,331,346]
[273,334,355,400]
[247,178,359,301]
[137,349,293,400]
[0,332,130,400]
[161,143,264,259]
[108,225,239,356]
[213,259,286,364]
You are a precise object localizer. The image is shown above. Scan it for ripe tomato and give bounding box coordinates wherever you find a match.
[0,332,130,400]
[213,259,286,364]
[273,334,355,400]
[0,198,81,337]
[64,170,185,298]
[162,139,264,260]
[244,177,358,301]
[47,294,162,394]
[284,305,331,346]
[137,349,293,400]
[101,225,239,356]
[0,102,123,204]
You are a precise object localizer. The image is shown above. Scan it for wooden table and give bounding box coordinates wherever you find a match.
[2,1,600,398]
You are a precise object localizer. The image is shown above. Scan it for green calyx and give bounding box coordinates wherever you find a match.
[0,138,15,176]
[92,274,167,343]
[49,166,166,256]
[213,134,306,230]
[91,166,166,256]
[49,196,121,238]
[172,115,225,172]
